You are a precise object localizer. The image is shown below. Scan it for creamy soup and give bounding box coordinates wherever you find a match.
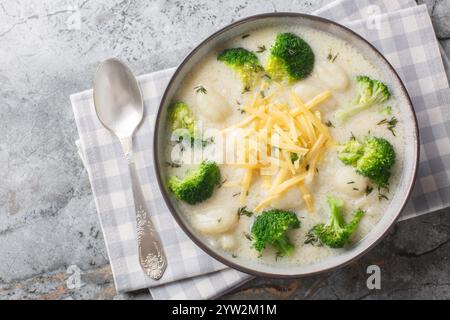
[164,24,404,267]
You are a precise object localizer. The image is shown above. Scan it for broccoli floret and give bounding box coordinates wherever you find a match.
[380,105,393,116]
[338,136,396,187]
[338,138,364,165]
[251,209,301,257]
[168,101,195,137]
[217,47,263,89]
[309,196,364,248]
[335,75,391,123]
[168,161,221,204]
[265,32,315,83]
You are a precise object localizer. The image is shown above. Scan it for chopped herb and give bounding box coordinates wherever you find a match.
[353,187,359,191]
[194,85,207,94]
[378,194,389,201]
[237,206,253,217]
[236,100,241,105]
[350,132,356,140]
[260,90,265,98]
[243,232,252,241]
[325,120,334,128]
[241,33,250,39]
[347,181,355,184]
[263,74,272,80]
[290,152,299,164]
[256,45,266,53]
[242,85,250,94]
[305,164,310,171]
[275,252,283,261]
[316,168,319,174]
[218,178,227,188]
[304,229,323,246]
[327,51,339,62]
[165,161,182,168]
[232,192,241,198]
[200,136,215,147]
[377,117,398,136]
[217,217,222,223]
[237,107,246,114]
[378,191,389,201]
[365,185,374,196]
[232,254,238,258]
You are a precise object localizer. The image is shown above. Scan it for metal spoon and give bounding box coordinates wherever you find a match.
[93,58,167,280]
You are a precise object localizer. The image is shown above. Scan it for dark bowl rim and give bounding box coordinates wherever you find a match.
[153,12,420,278]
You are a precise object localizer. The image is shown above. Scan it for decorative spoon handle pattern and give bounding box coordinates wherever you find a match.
[127,150,167,280]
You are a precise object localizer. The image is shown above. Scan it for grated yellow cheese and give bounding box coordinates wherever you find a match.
[240,168,253,204]
[305,90,332,109]
[298,182,314,213]
[223,86,333,213]
[270,173,308,195]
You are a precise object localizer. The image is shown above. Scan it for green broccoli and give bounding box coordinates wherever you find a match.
[338,138,364,165]
[168,101,195,137]
[338,136,396,187]
[265,32,315,83]
[335,75,391,123]
[251,209,301,257]
[217,47,263,89]
[168,161,221,204]
[308,196,364,248]
[380,105,393,116]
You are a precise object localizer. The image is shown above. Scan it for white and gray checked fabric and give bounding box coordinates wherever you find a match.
[71,0,450,299]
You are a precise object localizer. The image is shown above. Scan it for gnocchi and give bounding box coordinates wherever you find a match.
[316,61,349,91]
[292,78,325,102]
[334,165,367,197]
[192,207,238,235]
[196,86,231,122]
[219,234,238,251]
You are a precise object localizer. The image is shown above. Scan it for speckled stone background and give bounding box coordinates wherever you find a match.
[0,0,449,300]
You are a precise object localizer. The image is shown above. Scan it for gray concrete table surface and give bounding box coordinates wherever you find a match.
[0,0,449,300]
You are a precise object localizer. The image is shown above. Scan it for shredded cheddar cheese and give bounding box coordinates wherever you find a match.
[221,84,333,213]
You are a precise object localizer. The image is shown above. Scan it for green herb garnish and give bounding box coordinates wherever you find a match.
[237,206,253,217]
[325,120,334,128]
[256,45,266,53]
[377,117,398,136]
[327,51,339,62]
[166,161,182,168]
[194,85,207,94]
[242,85,250,94]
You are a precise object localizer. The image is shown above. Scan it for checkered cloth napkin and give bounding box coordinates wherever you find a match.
[70,0,450,299]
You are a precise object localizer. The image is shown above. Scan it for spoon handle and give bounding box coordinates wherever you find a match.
[122,138,167,280]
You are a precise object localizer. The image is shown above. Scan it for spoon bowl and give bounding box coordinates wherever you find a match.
[94,58,143,139]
